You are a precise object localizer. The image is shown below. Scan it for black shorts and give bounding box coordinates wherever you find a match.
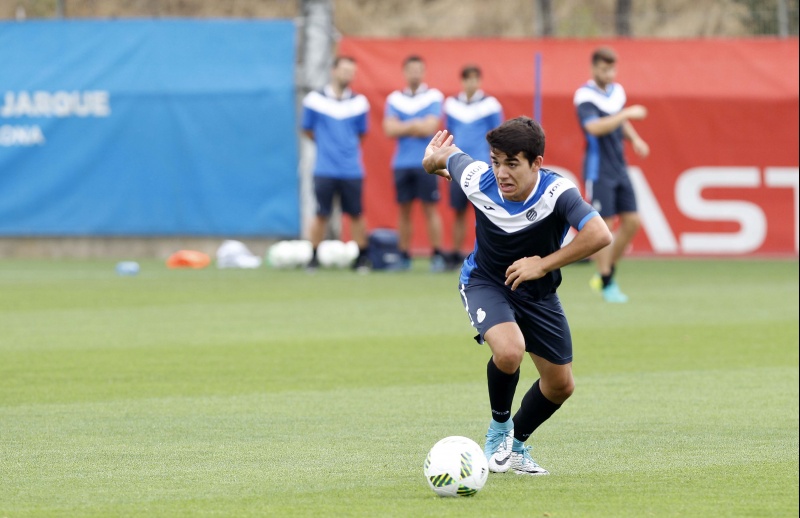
[458,279,573,365]
[314,177,363,217]
[449,178,469,212]
[394,167,440,204]
[586,174,637,218]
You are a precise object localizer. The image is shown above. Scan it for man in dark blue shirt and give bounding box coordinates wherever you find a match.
[574,47,649,302]
[422,118,612,476]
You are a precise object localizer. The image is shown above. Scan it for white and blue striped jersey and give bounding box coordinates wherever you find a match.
[384,84,443,169]
[447,152,599,300]
[302,85,369,179]
[443,90,503,163]
[573,80,627,182]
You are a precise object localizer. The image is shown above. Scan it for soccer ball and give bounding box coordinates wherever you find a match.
[287,240,313,266]
[317,239,355,268]
[266,241,293,268]
[266,240,313,268]
[423,436,488,497]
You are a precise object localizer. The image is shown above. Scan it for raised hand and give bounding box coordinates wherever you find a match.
[422,130,458,181]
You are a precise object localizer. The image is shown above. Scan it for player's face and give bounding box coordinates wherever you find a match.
[333,60,357,88]
[592,60,616,88]
[462,73,480,96]
[403,61,425,89]
[491,150,542,202]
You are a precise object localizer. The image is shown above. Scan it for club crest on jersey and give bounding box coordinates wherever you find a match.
[526,208,538,221]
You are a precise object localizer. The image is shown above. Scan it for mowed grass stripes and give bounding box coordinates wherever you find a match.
[1,258,797,517]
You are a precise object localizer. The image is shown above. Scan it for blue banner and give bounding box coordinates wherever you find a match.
[0,20,298,237]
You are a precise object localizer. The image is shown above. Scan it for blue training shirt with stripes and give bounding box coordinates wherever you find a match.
[384,84,443,169]
[443,90,503,163]
[447,152,599,301]
[302,85,369,179]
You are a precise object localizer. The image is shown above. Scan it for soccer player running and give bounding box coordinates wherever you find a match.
[443,65,504,270]
[302,56,371,272]
[383,55,447,272]
[422,119,612,475]
[574,46,649,302]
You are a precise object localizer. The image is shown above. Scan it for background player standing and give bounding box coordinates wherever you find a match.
[383,55,447,271]
[574,46,649,302]
[443,65,503,270]
[302,56,371,271]
[422,120,612,475]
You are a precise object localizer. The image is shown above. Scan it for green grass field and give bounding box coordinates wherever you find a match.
[1,258,797,517]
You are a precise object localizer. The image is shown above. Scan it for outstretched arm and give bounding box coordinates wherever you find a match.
[421,130,462,181]
[622,120,650,157]
[583,104,647,137]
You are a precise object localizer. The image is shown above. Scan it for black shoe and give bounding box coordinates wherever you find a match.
[306,255,320,272]
[352,252,371,274]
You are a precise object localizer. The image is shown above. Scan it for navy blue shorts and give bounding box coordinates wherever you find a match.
[586,174,637,218]
[449,179,469,212]
[314,177,363,217]
[394,167,440,204]
[458,280,573,365]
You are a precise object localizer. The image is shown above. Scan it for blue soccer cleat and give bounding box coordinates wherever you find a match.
[484,423,514,473]
[430,253,447,273]
[602,281,629,303]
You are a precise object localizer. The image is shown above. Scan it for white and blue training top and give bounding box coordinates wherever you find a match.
[302,85,370,179]
[384,84,443,169]
[447,152,599,300]
[443,90,503,163]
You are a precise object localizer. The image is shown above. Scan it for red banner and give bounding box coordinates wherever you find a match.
[338,37,799,256]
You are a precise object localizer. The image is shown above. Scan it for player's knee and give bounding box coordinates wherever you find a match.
[493,344,525,373]
[545,375,575,402]
[558,378,575,400]
[624,213,641,232]
[550,376,575,404]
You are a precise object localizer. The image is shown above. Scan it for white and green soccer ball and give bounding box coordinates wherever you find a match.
[423,436,488,497]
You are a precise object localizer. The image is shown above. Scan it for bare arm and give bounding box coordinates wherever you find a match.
[383,116,410,138]
[505,216,612,291]
[408,114,441,137]
[383,114,440,138]
[622,120,650,157]
[583,104,647,137]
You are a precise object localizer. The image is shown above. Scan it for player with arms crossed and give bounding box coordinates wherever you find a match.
[384,55,447,271]
[422,118,612,475]
[443,64,503,269]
